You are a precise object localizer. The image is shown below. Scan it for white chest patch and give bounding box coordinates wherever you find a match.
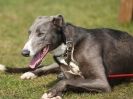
[59,58,82,77]
[50,43,67,56]
[51,43,83,78]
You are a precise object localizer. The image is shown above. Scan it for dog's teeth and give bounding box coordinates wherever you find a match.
[20,72,37,80]
[47,93,52,97]
[0,64,6,71]
[41,93,49,99]
[52,96,62,99]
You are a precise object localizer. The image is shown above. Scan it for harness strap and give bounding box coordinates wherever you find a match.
[66,41,73,66]
[62,24,74,66]
[108,73,133,79]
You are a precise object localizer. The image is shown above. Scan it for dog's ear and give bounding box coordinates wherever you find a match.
[52,15,65,27]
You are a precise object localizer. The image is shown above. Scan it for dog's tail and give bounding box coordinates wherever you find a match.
[0,64,34,73]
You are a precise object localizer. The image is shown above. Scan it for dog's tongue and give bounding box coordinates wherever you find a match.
[29,46,49,69]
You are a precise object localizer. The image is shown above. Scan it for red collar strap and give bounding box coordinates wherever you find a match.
[108,73,133,79]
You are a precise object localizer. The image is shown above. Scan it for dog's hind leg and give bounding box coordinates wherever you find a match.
[21,63,60,79]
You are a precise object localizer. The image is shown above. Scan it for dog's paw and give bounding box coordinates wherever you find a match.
[20,72,37,80]
[0,64,6,72]
[41,93,62,99]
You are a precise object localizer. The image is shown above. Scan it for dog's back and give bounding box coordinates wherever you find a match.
[85,28,133,74]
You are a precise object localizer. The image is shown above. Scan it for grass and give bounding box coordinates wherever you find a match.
[0,0,133,99]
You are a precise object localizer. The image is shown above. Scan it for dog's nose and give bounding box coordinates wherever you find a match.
[21,49,30,57]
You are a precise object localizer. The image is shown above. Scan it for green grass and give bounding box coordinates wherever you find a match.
[0,0,133,99]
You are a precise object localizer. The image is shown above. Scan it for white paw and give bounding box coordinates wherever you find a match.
[0,64,6,71]
[20,72,37,80]
[41,93,62,99]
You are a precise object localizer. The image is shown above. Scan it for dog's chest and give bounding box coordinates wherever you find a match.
[58,57,84,79]
[51,43,84,79]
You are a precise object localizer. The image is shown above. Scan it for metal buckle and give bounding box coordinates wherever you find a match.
[66,41,73,52]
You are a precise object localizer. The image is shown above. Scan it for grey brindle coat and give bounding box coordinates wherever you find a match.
[21,15,133,99]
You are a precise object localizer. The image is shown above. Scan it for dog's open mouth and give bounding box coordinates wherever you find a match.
[29,45,49,69]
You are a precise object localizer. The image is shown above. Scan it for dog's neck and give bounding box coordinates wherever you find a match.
[51,23,86,56]
[62,23,86,46]
[63,23,75,43]
[50,23,85,79]
[50,23,76,56]
[50,43,67,56]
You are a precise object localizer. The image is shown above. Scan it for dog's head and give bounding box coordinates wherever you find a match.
[22,15,65,69]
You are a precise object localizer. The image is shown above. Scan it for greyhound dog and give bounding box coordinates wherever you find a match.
[21,15,133,99]
[1,15,133,99]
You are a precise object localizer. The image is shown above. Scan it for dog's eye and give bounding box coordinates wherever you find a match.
[37,33,44,37]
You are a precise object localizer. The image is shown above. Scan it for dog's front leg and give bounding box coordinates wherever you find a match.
[21,63,60,80]
[41,78,111,99]
[41,80,67,99]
